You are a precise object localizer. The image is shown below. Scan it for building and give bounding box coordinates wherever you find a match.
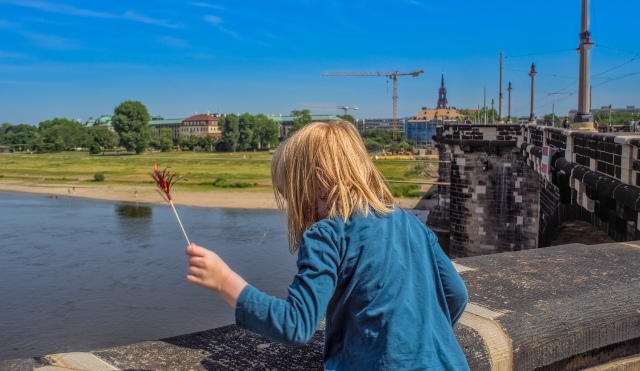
[149,118,183,141]
[179,112,223,139]
[405,74,461,145]
[267,114,342,139]
[84,115,115,131]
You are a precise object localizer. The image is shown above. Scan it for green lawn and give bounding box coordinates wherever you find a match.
[0,150,438,197]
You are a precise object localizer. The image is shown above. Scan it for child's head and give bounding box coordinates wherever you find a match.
[271,120,394,253]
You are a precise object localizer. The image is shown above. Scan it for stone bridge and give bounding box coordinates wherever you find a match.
[429,124,640,257]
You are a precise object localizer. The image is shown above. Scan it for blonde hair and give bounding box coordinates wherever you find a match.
[271,120,394,253]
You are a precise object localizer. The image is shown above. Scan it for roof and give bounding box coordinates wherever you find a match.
[409,108,461,122]
[149,119,184,126]
[267,114,342,123]
[183,113,222,122]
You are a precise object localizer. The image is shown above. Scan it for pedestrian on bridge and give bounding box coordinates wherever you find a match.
[186,120,470,370]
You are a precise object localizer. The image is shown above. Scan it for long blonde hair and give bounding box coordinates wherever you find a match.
[271,120,394,253]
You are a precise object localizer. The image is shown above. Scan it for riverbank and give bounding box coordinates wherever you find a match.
[0,179,432,210]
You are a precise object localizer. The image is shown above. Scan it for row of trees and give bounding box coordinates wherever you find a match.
[0,101,152,154]
[0,102,414,155]
[0,119,120,154]
[0,101,287,154]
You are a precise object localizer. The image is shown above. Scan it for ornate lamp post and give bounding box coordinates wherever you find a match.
[529,63,537,123]
[507,82,512,123]
[491,99,495,123]
[573,0,596,131]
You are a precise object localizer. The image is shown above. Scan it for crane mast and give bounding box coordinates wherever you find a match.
[323,70,424,140]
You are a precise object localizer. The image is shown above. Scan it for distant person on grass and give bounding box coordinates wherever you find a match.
[186,120,469,369]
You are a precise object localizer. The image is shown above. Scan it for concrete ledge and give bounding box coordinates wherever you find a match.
[2,242,638,370]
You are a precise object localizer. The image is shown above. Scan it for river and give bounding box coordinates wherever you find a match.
[0,191,298,361]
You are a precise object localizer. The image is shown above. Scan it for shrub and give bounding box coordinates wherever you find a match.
[94,173,105,182]
[389,184,421,198]
[211,177,255,188]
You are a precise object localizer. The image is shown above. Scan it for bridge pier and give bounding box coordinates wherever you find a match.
[432,124,640,256]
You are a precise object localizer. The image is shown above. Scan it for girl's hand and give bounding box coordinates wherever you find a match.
[186,243,248,308]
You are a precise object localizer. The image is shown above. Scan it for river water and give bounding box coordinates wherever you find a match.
[0,191,298,361]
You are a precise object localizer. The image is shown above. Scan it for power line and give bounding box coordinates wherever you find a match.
[504,49,575,59]
[504,68,575,79]
[592,72,640,87]
[591,54,640,78]
[597,45,640,55]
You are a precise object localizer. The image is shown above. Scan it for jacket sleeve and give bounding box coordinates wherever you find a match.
[428,229,468,327]
[235,225,340,347]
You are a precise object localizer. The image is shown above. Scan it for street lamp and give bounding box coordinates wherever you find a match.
[529,63,537,123]
[491,99,495,123]
[507,82,512,123]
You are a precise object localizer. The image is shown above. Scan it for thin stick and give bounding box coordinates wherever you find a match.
[169,200,190,245]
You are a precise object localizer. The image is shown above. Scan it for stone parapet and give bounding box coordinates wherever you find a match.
[4,242,638,371]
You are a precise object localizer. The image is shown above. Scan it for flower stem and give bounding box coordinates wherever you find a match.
[169,200,191,245]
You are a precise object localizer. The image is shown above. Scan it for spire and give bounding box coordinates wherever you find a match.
[437,73,448,109]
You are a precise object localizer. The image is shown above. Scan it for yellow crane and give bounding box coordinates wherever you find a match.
[323,70,424,140]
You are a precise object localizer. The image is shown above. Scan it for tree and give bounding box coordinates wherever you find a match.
[111,101,151,154]
[593,110,638,127]
[253,114,280,150]
[456,109,472,123]
[158,128,173,152]
[179,136,196,151]
[219,114,240,152]
[38,118,89,151]
[238,113,255,151]
[542,113,562,127]
[1,124,37,149]
[89,126,120,154]
[338,114,356,125]
[197,135,214,152]
[289,109,311,136]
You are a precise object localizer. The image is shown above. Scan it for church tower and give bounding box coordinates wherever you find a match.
[437,73,448,109]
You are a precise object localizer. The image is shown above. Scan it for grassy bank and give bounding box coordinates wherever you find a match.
[0,151,438,198]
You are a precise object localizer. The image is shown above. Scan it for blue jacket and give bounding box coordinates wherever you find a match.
[236,208,469,370]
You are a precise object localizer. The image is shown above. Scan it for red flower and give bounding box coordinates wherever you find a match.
[150,163,184,201]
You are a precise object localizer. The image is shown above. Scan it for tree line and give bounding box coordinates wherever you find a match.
[0,101,428,155]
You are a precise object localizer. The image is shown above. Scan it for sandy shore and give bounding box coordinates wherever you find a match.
[0,180,432,210]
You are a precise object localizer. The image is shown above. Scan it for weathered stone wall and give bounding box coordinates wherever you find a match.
[426,125,452,232]
[448,144,540,257]
[523,126,640,245]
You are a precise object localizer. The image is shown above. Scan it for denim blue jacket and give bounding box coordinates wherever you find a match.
[236,208,469,370]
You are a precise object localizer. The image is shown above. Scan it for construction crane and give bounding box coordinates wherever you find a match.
[323,70,424,140]
[337,106,358,116]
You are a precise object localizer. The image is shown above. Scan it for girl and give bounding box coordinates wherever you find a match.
[186,120,469,369]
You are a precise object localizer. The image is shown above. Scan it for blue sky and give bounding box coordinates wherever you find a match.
[1,0,639,125]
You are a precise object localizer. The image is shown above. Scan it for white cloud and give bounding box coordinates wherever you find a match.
[22,32,82,50]
[2,0,115,18]
[203,15,241,40]
[189,2,223,10]
[123,11,183,29]
[204,15,222,26]
[3,1,183,28]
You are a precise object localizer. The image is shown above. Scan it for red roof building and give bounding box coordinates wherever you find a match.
[180,112,223,138]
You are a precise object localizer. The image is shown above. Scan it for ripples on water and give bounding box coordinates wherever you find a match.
[0,192,297,361]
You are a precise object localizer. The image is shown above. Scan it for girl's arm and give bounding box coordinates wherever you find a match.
[428,230,469,326]
[186,243,248,308]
